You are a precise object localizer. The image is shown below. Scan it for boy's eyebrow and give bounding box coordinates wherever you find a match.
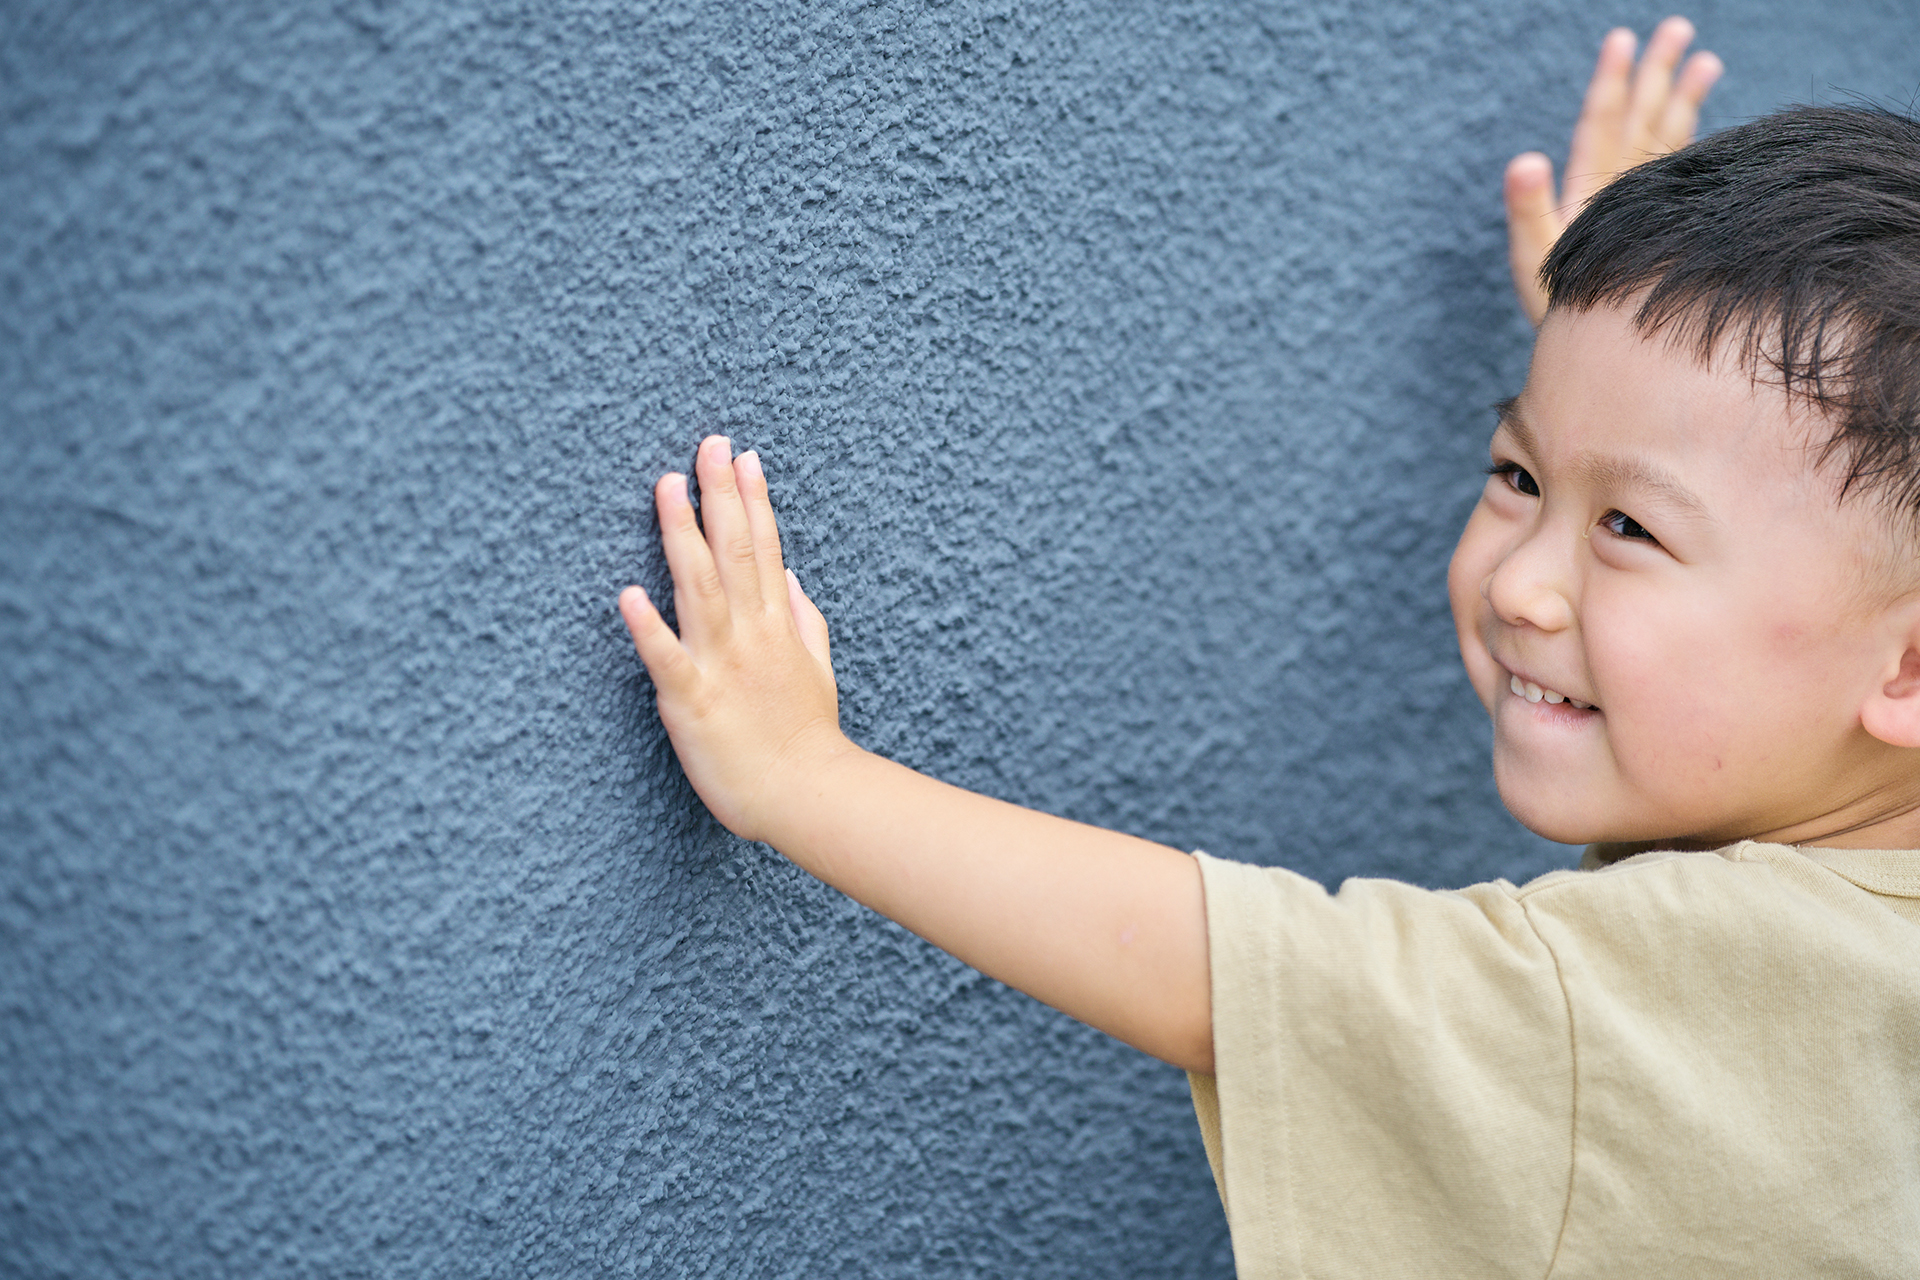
[1493,398,1714,522]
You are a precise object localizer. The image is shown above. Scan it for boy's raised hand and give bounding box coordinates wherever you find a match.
[619,435,846,846]
[618,441,1212,1072]
[1505,17,1722,325]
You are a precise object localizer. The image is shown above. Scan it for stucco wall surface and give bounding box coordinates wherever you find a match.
[4,2,1914,1276]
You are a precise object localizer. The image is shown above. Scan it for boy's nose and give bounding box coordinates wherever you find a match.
[1482,539,1575,633]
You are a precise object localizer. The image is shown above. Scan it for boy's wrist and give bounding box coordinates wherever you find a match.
[743,722,869,852]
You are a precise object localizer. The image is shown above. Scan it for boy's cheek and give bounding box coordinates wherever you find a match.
[1458,640,1503,716]
[1446,518,1502,711]
[1444,520,1481,637]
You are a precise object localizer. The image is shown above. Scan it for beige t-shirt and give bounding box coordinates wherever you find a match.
[1187,841,1920,1279]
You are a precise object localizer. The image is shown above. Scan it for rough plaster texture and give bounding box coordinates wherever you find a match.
[3,2,1914,1276]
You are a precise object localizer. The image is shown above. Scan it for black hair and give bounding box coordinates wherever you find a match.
[1542,104,1920,516]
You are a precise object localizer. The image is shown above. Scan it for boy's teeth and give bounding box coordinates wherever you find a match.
[1508,673,1591,710]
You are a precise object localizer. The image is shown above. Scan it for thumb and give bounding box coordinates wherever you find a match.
[786,568,832,667]
[1504,151,1560,327]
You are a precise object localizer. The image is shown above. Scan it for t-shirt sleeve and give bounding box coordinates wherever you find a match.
[1188,851,1575,1280]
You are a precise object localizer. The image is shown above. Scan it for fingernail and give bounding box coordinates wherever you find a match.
[738,450,763,479]
[707,435,732,458]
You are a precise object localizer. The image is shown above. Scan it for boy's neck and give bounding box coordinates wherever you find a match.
[1587,792,1920,859]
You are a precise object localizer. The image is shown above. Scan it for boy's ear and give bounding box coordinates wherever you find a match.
[1861,629,1920,749]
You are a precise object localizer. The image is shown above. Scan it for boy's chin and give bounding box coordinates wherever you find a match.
[1498,787,1698,853]
[1493,772,1644,848]
[1503,805,1612,848]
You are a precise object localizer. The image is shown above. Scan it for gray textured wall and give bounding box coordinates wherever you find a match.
[4,2,1913,1276]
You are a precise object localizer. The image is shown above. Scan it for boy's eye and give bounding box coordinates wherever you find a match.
[1597,509,1660,546]
[1486,461,1540,497]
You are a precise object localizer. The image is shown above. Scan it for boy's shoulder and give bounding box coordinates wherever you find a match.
[1198,840,1920,1276]
[1493,840,1920,990]
[1519,837,1920,900]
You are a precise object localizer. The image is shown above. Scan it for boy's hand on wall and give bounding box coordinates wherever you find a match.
[620,435,846,846]
[1505,16,1721,325]
[617,439,1212,1073]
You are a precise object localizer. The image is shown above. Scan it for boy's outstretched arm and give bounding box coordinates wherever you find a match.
[619,436,1213,1074]
[1505,16,1722,325]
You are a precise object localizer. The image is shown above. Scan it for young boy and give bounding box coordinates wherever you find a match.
[618,23,1920,1278]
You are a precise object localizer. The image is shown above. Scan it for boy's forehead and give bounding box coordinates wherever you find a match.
[1518,303,1920,593]
[1520,305,1820,471]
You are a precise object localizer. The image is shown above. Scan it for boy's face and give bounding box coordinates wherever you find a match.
[1449,302,1920,849]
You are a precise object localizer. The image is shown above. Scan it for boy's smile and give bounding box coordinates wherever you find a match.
[1449,302,1920,850]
